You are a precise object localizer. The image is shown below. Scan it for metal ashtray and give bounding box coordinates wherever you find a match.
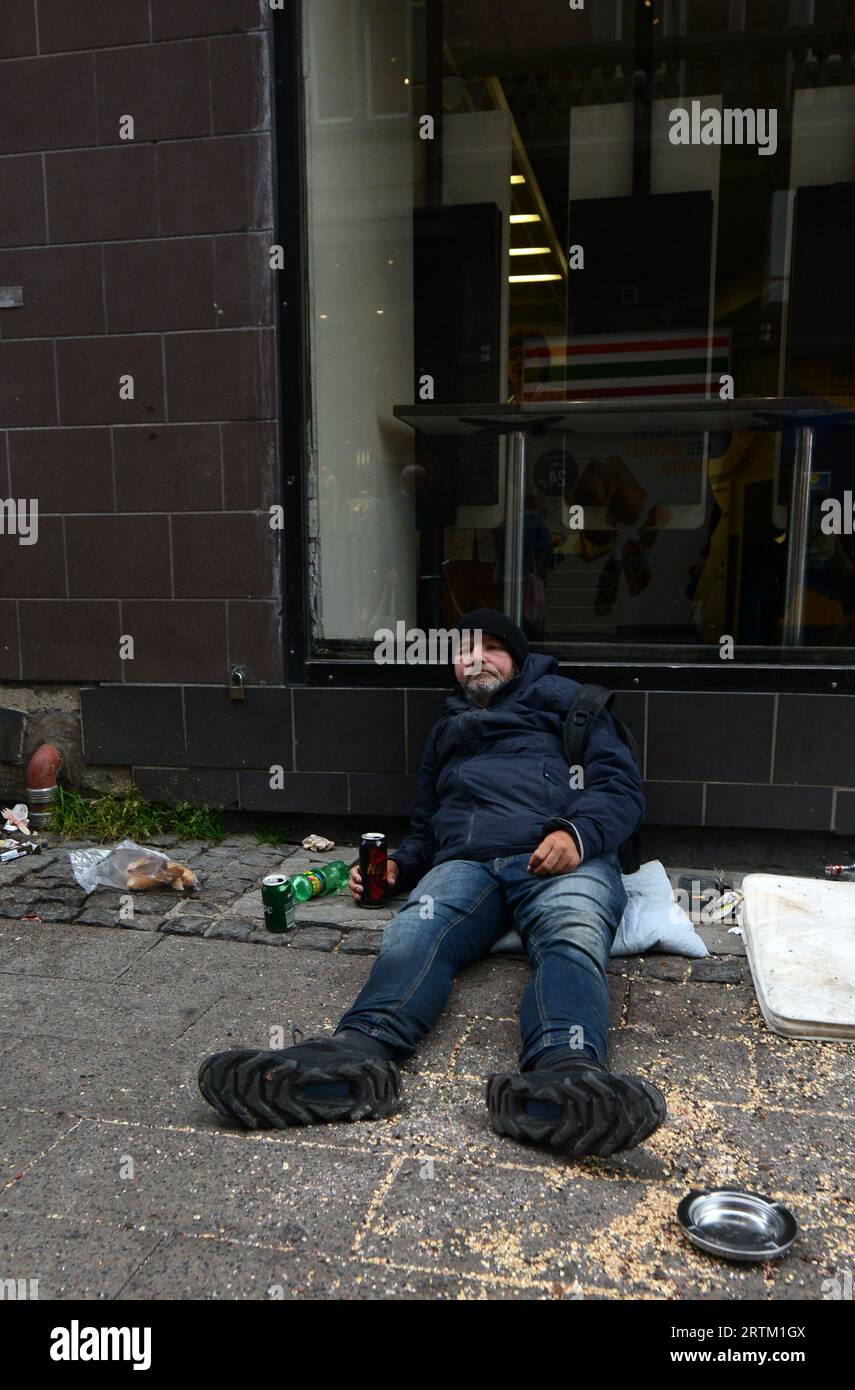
[676,1189,798,1262]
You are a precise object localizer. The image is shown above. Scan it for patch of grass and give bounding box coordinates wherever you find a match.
[49,785,225,843]
[255,828,284,846]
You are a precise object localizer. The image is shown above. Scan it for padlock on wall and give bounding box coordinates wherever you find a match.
[230,666,246,701]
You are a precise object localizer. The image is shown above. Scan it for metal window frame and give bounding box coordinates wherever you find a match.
[272,0,310,685]
[272,1,855,696]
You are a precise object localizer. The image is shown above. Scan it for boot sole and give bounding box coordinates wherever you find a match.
[198,1048,402,1130]
[485,1067,667,1157]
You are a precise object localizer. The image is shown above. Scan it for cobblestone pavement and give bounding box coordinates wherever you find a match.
[0,833,753,970]
[0,834,851,1300]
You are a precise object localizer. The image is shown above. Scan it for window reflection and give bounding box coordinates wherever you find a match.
[304,0,855,658]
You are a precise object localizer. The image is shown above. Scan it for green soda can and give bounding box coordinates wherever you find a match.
[262,874,296,932]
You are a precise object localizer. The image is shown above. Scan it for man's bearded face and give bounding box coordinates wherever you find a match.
[454,634,516,704]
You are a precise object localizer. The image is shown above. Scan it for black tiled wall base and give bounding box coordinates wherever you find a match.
[74,684,855,834]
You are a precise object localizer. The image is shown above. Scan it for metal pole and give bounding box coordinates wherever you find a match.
[782,425,814,646]
[503,430,527,624]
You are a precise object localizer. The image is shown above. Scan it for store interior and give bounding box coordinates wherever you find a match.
[305,0,855,656]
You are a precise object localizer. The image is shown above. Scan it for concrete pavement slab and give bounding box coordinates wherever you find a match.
[443,1014,519,1080]
[1,831,851,1300]
[0,1209,164,1300]
[116,932,330,991]
[175,992,369,1059]
[4,1120,396,1253]
[0,1107,81,1183]
[171,949,388,1055]
[0,975,223,1044]
[626,979,764,1039]
[356,1154,658,1292]
[447,957,529,1016]
[398,1011,475,1078]
[0,1037,204,1126]
[561,1180,840,1301]
[358,1150,849,1300]
[116,1230,565,1300]
[658,1096,854,1195]
[0,919,159,982]
[752,1033,855,1113]
[608,1028,755,1105]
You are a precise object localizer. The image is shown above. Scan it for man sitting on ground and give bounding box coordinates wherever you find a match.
[199,609,665,1157]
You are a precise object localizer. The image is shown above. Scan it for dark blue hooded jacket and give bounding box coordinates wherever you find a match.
[391,653,644,890]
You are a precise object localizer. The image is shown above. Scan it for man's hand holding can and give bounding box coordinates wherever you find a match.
[349,856,398,904]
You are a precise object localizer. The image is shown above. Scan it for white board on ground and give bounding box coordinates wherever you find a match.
[741,873,855,1041]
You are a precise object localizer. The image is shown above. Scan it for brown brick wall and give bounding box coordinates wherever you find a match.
[0,0,283,687]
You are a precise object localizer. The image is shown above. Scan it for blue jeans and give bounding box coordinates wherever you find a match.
[336,852,627,1069]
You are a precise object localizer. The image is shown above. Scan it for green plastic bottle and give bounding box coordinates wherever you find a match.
[290,859,350,902]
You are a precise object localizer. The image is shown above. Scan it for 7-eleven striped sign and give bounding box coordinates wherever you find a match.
[522,329,731,401]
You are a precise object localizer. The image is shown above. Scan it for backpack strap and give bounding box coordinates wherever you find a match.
[562,684,614,767]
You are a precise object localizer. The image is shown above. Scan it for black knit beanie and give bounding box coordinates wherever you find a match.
[453,608,529,672]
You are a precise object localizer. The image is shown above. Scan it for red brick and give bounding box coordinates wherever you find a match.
[172,513,278,598]
[215,233,273,328]
[0,342,58,428]
[211,33,269,134]
[113,425,222,511]
[56,336,164,427]
[122,601,228,682]
[38,0,151,53]
[228,600,283,683]
[0,516,66,598]
[105,239,215,333]
[221,420,277,509]
[0,0,38,58]
[95,41,211,145]
[151,0,265,40]
[19,600,122,680]
[0,155,46,246]
[9,429,114,512]
[46,146,158,243]
[0,54,97,155]
[0,246,104,338]
[66,515,172,598]
[157,136,273,235]
[165,329,275,422]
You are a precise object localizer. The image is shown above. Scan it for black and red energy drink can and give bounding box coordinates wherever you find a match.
[359,832,388,909]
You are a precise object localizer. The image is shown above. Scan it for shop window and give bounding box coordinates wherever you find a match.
[301,0,855,663]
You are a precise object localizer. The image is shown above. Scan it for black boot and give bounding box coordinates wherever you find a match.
[198,1029,401,1130]
[485,1052,666,1157]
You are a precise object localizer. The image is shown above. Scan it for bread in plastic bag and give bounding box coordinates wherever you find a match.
[70,839,196,894]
